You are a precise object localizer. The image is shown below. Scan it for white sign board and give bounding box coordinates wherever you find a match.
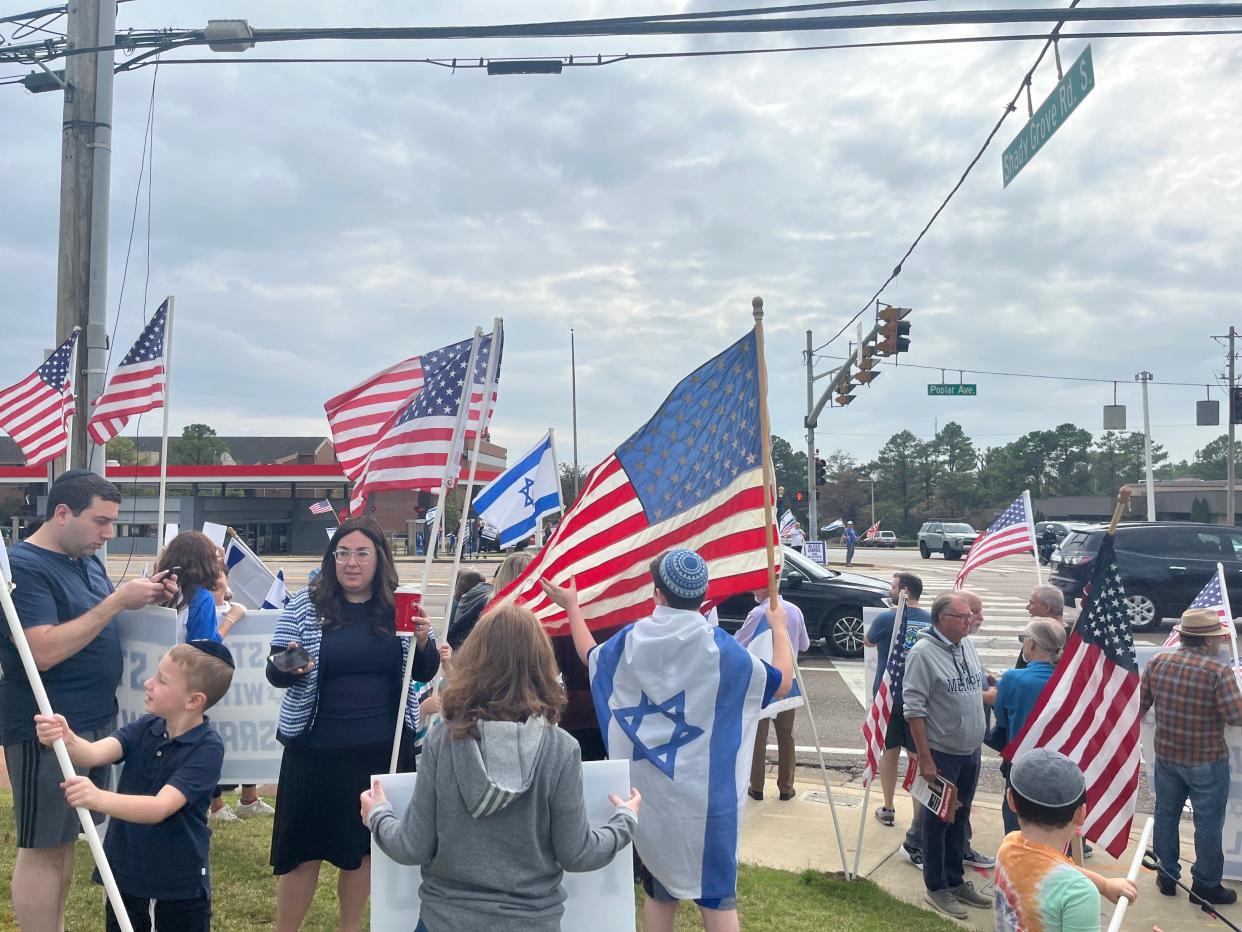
[1136,645,1242,880]
[803,540,827,565]
[117,607,285,784]
[370,760,636,932]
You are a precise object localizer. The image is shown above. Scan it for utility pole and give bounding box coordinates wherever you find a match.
[570,328,579,500]
[1135,371,1156,521]
[1230,327,1237,527]
[55,0,116,475]
[805,331,817,537]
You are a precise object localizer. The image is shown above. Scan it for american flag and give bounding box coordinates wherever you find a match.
[864,519,881,539]
[954,491,1036,588]
[347,331,501,514]
[325,339,501,486]
[308,498,334,516]
[1163,564,1233,647]
[87,300,169,445]
[861,596,909,787]
[1004,534,1140,858]
[492,330,776,634]
[0,332,79,467]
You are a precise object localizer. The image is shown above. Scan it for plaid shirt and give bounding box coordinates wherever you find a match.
[1139,645,1242,766]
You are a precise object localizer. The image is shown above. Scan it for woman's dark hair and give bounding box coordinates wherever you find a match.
[1009,785,1087,830]
[311,516,399,636]
[156,531,222,611]
[454,570,486,601]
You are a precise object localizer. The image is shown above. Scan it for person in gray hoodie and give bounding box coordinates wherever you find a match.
[361,603,640,932]
[902,591,993,921]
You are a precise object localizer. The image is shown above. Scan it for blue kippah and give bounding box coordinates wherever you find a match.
[657,549,709,601]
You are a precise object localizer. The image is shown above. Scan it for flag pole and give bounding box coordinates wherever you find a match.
[0,573,135,932]
[390,328,484,773]
[1024,490,1042,585]
[445,319,503,621]
[155,296,175,556]
[793,655,853,880]
[752,297,779,606]
[854,592,907,881]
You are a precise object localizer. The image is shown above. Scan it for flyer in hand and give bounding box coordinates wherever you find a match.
[910,772,960,823]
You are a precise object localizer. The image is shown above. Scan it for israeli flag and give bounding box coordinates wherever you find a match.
[590,607,780,901]
[744,611,804,718]
[261,569,290,610]
[223,537,278,610]
[472,430,562,549]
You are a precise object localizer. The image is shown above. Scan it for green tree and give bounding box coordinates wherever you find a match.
[559,462,589,509]
[818,452,870,528]
[1090,431,1168,495]
[1189,435,1242,480]
[933,422,977,512]
[771,435,809,504]
[1190,497,1212,523]
[105,436,137,466]
[869,431,921,533]
[169,424,230,466]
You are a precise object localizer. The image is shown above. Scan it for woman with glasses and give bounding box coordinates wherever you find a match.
[266,517,439,932]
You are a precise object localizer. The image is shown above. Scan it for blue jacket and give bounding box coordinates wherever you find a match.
[267,588,436,745]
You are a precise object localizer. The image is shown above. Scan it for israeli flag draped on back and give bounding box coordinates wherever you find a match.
[590,606,779,900]
[472,430,562,548]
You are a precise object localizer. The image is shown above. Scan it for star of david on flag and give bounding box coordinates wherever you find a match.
[472,430,562,549]
[613,690,705,779]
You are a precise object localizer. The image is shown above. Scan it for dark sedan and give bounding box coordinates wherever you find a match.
[714,547,892,657]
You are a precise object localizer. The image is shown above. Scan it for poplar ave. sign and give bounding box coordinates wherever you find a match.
[1002,45,1095,188]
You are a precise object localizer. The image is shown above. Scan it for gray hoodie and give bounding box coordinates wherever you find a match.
[902,625,987,756]
[369,718,635,932]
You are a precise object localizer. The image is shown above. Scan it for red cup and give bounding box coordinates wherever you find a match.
[394,585,422,636]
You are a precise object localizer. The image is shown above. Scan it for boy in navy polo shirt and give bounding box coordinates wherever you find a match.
[35,640,234,931]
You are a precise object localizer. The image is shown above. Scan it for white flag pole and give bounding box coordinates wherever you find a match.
[1023,490,1042,586]
[155,297,175,556]
[791,656,853,881]
[445,319,503,626]
[1218,562,1240,675]
[1105,816,1154,932]
[853,591,906,881]
[0,566,135,932]
[65,328,82,473]
[390,328,484,773]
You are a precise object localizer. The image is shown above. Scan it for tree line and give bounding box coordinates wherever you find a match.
[772,424,1242,537]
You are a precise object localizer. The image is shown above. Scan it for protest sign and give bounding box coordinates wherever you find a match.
[1136,644,1242,881]
[803,540,827,565]
[370,760,636,932]
[117,607,284,784]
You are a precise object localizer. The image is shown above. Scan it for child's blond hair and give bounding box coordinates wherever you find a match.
[167,644,234,709]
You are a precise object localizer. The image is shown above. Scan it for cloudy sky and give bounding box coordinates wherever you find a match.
[2,1,1240,475]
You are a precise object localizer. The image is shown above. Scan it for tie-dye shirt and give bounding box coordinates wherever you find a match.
[994,833,1101,931]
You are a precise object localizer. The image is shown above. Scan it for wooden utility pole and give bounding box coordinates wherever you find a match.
[55,0,116,474]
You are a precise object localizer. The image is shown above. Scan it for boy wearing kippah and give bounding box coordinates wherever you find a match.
[995,748,1137,931]
[35,640,235,931]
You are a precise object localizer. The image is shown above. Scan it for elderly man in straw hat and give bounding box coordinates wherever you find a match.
[1140,605,1242,910]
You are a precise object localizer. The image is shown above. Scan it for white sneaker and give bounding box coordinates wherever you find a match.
[208,805,239,823]
[235,798,275,818]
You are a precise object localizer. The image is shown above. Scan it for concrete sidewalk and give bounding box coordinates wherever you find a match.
[739,772,1234,931]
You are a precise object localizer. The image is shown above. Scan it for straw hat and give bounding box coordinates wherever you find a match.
[1171,607,1229,638]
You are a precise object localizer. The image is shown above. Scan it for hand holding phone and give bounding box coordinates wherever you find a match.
[271,644,312,674]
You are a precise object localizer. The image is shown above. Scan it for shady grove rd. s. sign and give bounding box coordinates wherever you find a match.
[1002,45,1095,188]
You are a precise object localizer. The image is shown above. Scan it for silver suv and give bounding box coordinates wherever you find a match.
[918,521,978,561]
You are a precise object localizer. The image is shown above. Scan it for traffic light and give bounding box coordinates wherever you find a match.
[855,343,880,385]
[815,457,827,486]
[835,374,856,407]
[876,305,912,356]
[794,489,807,503]
[1232,386,1242,425]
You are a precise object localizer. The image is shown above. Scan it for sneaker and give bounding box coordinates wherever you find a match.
[963,846,996,869]
[1191,882,1238,908]
[208,805,239,823]
[236,798,275,818]
[900,843,924,870]
[924,889,968,919]
[874,806,896,827]
[949,881,993,909]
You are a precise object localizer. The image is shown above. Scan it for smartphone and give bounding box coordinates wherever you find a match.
[270,645,311,673]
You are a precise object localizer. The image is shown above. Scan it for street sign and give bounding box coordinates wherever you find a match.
[1002,45,1095,188]
[928,384,977,396]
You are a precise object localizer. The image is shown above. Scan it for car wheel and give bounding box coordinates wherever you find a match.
[919,542,930,559]
[1124,591,1163,632]
[942,544,961,561]
[826,608,865,658]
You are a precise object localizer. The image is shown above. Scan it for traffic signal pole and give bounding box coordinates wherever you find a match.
[805,330,818,537]
[1230,326,1236,527]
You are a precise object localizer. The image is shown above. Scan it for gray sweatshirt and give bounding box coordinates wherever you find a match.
[902,626,987,756]
[368,718,636,932]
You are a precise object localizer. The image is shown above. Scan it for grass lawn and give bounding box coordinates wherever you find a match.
[0,790,956,930]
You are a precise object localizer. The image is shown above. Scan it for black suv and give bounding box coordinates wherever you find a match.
[1050,522,1242,632]
[714,547,891,657]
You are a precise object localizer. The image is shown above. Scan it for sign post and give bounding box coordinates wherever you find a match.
[1002,46,1095,187]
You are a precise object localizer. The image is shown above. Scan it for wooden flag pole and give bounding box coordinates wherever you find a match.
[752,297,779,606]
[155,296,175,556]
[389,329,484,773]
[0,574,135,932]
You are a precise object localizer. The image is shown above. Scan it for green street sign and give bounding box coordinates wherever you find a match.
[1002,45,1095,188]
[928,383,977,397]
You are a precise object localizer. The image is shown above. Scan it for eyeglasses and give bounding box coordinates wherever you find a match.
[333,548,375,564]
[941,611,972,621]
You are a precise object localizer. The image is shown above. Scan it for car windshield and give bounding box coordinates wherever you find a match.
[944,523,974,534]
[782,547,833,580]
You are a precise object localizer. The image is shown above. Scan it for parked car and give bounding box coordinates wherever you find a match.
[1050,521,1242,632]
[917,521,979,560]
[714,546,891,657]
[858,530,898,548]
